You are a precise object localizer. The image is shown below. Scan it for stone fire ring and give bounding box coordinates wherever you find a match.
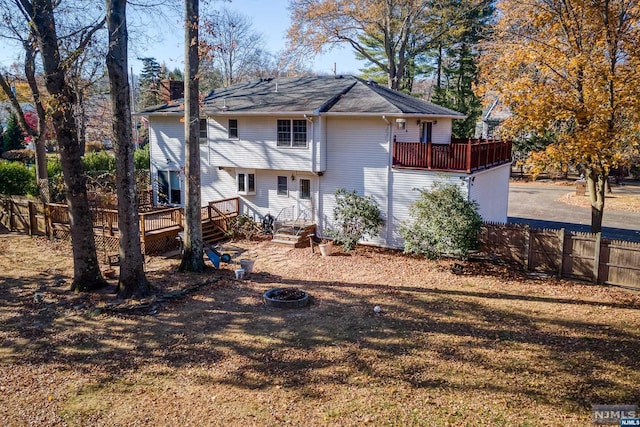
[263,287,310,308]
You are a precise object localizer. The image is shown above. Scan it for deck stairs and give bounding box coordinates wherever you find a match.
[271,206,316,247]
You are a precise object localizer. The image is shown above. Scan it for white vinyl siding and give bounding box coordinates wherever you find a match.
[208,116,313,171]
[320,117,389,246]
[467,163,511,223]
[393,117,452,144]
[387,170,461,248]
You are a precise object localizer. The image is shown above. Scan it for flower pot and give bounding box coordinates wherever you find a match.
[318,242,333,257]
[239,259,255,274]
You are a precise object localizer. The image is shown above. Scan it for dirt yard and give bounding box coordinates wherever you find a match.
[1,232,639,426]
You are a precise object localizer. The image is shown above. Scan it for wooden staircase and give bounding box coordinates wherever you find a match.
[202,220,227,246]
[271,222,316,248]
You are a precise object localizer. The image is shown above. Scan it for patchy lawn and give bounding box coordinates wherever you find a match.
[562,191,640,213]
[1,233,639,426]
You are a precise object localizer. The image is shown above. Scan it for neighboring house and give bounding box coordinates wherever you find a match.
[138,75,512,249]
[475,97,511,139]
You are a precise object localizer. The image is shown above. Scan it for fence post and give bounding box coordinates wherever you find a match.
[593,232,601,284]
[524,226,532,272]
[28,201,36,236]
[44,203,52,238]
[558,228,565,278]
[8,198,15,231]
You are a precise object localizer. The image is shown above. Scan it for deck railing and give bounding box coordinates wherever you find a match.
[139,207,183,235]
[392,138,512,173]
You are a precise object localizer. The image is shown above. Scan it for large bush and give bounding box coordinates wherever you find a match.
[400,182,482,260]
[134,144,150,170]
[0,160,35,195]
[327,188,384,252]
[83,151,116,172]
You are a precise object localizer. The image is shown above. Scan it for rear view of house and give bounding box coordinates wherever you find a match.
[139,75,511,248]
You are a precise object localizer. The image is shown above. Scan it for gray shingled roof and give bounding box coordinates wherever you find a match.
[138,75,465,118]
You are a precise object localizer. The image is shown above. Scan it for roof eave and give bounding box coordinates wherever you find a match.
[320,112,467,119]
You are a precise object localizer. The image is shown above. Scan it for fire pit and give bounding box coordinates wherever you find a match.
[263,287,310,308]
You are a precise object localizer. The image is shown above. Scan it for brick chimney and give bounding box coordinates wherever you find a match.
[160,79,184,103]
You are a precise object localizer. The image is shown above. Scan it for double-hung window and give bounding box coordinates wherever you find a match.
[277,119,307,147]
[228,119,238,139]
[237,170,255,195]
[277,176,288,196]
[199,118,208,144]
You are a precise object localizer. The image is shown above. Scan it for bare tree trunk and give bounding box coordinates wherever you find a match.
[586,168,606,233]
[30,0,106,291]
[179,0,205,272]
[106,0,151,298]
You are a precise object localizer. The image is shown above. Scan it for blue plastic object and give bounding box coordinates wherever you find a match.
[205,248,220,269]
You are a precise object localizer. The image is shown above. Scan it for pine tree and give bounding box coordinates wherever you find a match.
[137,57,162,109]
[2,113,25,152]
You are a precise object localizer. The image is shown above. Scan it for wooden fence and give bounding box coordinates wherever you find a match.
[481,223,640,289]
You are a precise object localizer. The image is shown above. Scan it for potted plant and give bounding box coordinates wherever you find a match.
[318,240,334,257]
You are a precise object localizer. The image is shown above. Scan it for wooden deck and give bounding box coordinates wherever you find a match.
[46,197,240,254]
[392,138,512,173]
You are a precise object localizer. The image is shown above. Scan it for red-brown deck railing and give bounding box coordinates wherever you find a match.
[392,138,512,173]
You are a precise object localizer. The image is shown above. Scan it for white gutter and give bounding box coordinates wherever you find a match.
[318,112,467,119]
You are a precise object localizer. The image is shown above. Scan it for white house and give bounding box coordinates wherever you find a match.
[139,75,511,248]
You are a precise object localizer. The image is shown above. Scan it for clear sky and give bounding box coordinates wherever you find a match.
[129,0,364,76]
[0,0,365,78]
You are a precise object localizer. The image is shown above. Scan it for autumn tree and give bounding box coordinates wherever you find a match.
[16,0,107,291]
[288,0,492,92]
[106,0,151,298]
[179,0,205,272]
[0,17,50,198]
[288,0,430,90]
[483,0,640,232]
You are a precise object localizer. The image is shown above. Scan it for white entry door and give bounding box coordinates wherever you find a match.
[296,177,313,221]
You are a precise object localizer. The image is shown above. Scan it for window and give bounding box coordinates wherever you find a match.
[199,118,208,144]
[277,176,288,196]
[228,119,238,139]
[299,179,311,200]
[237,170,256,195]
[277,119,307,147]
[157,170,181,205]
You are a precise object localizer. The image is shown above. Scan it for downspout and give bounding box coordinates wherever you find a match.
[382,115,392,247]
[304,114,316,221]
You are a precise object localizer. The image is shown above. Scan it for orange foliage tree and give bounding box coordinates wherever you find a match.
[482,0,640,232]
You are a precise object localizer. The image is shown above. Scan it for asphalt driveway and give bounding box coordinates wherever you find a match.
[508,181,640,242]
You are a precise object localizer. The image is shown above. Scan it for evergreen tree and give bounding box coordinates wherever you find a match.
[431,0,495,138]
[2,113,25,152]
[137,57,162,108]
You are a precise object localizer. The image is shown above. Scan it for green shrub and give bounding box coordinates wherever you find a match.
[83,151,115,172]
[134,144,150,170]
[0,160,35,195]
[47,157,63,177]
[327,188,384,252]
[400,182,482,260]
